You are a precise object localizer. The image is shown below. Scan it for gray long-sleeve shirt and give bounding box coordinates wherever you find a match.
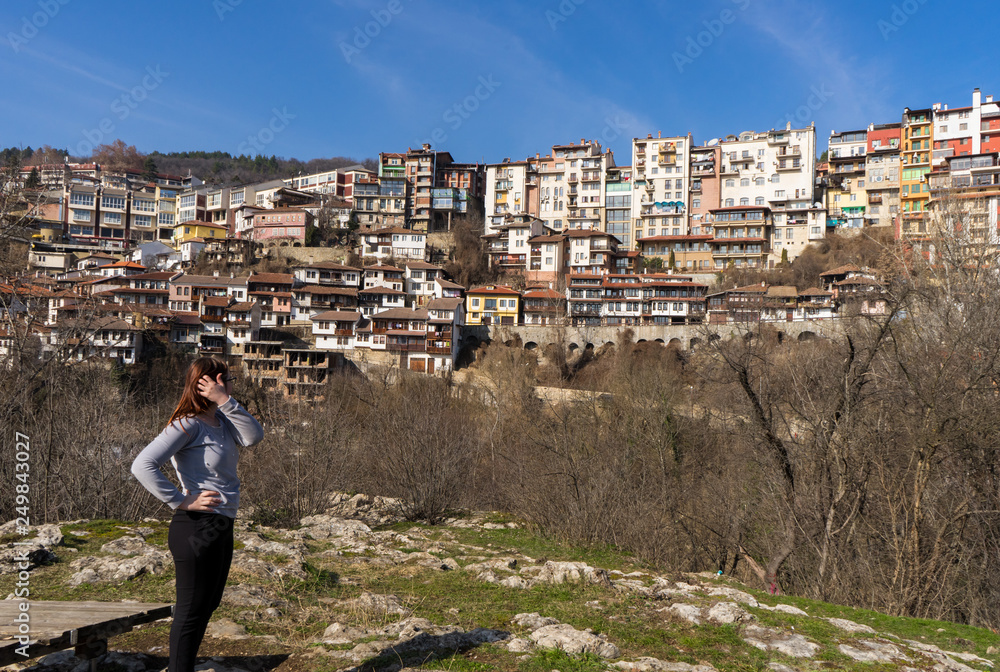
[131,396,264,519]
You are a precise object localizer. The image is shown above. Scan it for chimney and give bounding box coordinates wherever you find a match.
[988,96,995,104]
[580,137,585,145]
[647,133,652,139]
[974,88,982,107]
[658,131,662,138]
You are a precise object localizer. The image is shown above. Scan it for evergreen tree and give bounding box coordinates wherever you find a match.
[24,167,40,189]
[668,250,676,270]
[142,156,158,182]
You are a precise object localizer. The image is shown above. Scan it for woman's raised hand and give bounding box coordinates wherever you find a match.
[197,374,231,406]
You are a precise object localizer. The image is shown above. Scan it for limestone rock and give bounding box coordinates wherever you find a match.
[343,591,411,616]
[321,621,372,645]
[512,612,560,630]
[772,604,807,616]
[499,575,529,589]
[532,560,602,585]
[67,550,169,585]
[507,637,534,652]
[222,583,287,608]
[297,514,373,542]
[530,623,621,659]
[100,536,154,556]
[206,618,249,639]
[667,603,703,625]
[706,601,754,625]
[839,640,908,663]
[743,625,819,658]
[705,586,759,607]
[824,617,876,634]
[230,550,307,581]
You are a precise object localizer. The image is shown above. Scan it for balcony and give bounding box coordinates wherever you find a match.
[386,342,425,352]
[427,344,452,355]
[568,174,579,183]
[777,147,802,157]
[493,254,526,266]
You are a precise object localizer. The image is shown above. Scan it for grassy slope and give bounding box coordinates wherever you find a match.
[3,514,998,672]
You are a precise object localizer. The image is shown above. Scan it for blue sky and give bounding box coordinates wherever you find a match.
[0,0,995,165]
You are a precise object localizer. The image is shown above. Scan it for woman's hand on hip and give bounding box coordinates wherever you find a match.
[179,490,222,512]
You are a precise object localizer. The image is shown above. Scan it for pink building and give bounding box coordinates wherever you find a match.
[251,208,314,245]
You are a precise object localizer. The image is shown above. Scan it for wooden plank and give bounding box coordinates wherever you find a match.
[0,601,172,665]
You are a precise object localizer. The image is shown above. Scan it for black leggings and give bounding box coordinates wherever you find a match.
[167,509,234,672]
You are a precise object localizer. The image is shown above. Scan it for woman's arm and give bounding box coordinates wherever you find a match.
[130,419,196,509]
[218,396,265,447]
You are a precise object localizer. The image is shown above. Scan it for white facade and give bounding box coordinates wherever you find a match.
[485,161,533,233]
[716,124,818,266]
[631,135,691,242]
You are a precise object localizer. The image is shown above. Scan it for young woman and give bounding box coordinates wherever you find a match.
[131,357,264,672]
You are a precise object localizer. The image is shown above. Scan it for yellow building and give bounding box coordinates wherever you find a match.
[900,107,934,239]
[173,220,229,244]
[465,285,521,326]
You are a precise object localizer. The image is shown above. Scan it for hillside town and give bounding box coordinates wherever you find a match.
[3,87,996,389]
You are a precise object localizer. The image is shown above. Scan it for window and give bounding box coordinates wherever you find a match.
[70,193,94,206]
[755,197,765,205]
[104,212,122,224]
[756,177,765,186]
[472,298,480,307]
[102,196,126,209]
[725,198,735,207]
[725,179,735,187]
[740,198,749,206]
[231,191,245,206]
[72,209,91,222]
[740,178,750,187]
[134,215,153,227]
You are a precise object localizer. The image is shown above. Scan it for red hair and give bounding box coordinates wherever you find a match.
[168,357,229,426]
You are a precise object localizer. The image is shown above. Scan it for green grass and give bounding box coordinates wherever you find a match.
[6,517,1000,672]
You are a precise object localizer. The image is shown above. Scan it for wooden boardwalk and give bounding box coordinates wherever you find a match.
[0,601,173,669]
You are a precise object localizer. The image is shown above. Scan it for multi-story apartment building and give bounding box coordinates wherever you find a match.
[900,106,934,239]
[716,124,821,266]
[709,206,771,269]
[927,152,1000,248]
[533,140,611,233]
[631,134,691,247]
[603,164,632,247]
[865,123,902,229]
[485,158,537,233]
[465,285,520,326]
[395,145,484,232]
[826,129,868,231]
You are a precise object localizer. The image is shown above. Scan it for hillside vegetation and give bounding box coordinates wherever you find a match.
[3,496,999,672]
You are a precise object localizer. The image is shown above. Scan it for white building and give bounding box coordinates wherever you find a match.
[717,124,820,266]
[485,160,535,233]
[631,134,692,245]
